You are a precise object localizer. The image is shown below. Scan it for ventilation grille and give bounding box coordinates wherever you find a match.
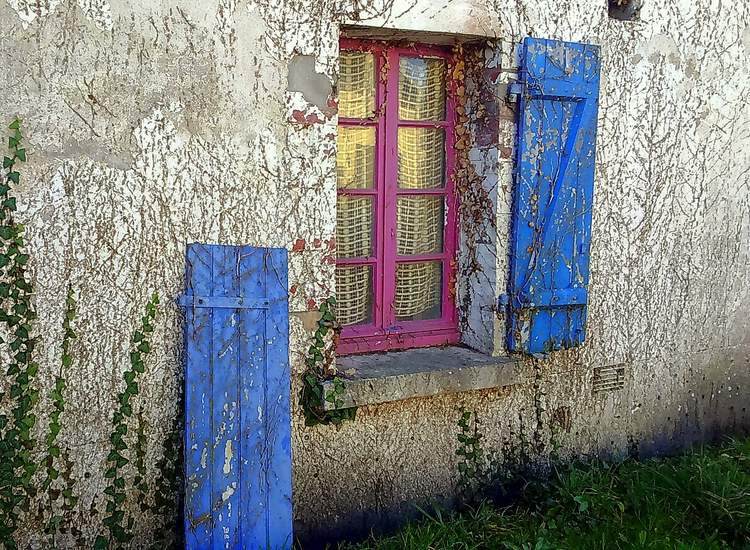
[592,364,626,394]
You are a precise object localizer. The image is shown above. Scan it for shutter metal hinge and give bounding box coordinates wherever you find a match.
[507,82,524,102]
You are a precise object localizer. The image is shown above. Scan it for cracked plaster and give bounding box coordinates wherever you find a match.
[0,0,749,545]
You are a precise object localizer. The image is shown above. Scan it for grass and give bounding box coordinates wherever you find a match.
[340,438,750,549]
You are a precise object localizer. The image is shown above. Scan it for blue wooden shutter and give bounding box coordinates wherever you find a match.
[505,38,601,354]
[180,244,292,549]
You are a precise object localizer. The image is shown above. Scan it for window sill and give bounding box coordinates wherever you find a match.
[322,346,524,410]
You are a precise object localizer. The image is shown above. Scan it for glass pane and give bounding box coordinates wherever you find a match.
[337,127,376,189]
[339,52,376,119]
[395,261,442,321]
[399,57,446,121]
[397,196,444,255]
[337,196,374,258]
[335,265,373,326]
[397,128,445,189]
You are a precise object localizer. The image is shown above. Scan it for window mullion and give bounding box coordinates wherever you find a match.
[381,47,400,331]
[373,48,388,332]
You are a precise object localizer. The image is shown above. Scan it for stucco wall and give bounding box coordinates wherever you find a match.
[1,0,749,547]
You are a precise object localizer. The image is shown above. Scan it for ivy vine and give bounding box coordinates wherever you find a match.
[0,117,40,549]
[148,404,183,550]
[40,286,80,547]
[95,292,159,550]
[456,407,486,499]
[300,297,356,426]
[133,409,149,512]
[0,117,178,547]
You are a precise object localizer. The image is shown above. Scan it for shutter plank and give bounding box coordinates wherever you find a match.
[210,245,241,548]
[184,243,213,543]
[238,246,269,545]
[263,247,293,546]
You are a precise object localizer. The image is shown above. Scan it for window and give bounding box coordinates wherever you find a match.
[335,40,459,355]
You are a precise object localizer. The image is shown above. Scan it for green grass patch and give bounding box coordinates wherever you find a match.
[341,438,750,549]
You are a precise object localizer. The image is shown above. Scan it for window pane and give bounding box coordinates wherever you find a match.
[335,265,373,326]
[397,196,444,255]
[337,127,376,189]
[339,52,376,119]
[399,57,446,121]
[397,128,445,189]
[395,262,442,321]
[337,196,374,258]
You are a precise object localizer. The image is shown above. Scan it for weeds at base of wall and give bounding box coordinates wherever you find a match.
[455,363,560,507]
[455,406,544,509]
[300,297,357,426]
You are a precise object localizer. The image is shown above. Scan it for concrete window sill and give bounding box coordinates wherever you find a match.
[322,346,524,410]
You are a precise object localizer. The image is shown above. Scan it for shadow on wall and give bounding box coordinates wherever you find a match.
[295,351,750,548]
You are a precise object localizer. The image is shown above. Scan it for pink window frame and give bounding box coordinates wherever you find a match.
[337,39,460,355]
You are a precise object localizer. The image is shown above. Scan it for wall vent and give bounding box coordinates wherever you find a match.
[592,364,627,394]
[608,0,642,21]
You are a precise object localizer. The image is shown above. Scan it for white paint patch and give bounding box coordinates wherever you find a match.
[5,0,61,28]
[221,482,237,501]
[223,439,233,474]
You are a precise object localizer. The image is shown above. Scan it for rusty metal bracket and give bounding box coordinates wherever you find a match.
[507,81,524,103]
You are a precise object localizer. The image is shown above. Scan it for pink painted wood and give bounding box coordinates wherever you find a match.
[337,39,459,355]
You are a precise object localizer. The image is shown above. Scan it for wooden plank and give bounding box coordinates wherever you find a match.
[184,243,214,546]
[237,246,268,546]
[210,245,241,548]
[263,248,293,547]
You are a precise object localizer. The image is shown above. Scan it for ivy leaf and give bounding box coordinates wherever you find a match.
[15,149,26,162]
[7,171,19,185]
[2,156,12,168]
[93,535,109,549]
[9,119,20,130]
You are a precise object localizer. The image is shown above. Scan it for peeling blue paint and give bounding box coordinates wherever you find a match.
[507,37,601,354]
[181,243,292,549]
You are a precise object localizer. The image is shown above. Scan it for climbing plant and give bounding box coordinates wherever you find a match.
[40,286,80,547]
[455,407,487,499]
[0,118,176,547]
[95,292,159,550]
[148,404,183,550]
[300,297,356,426]
[133,410,149,512]
[0,117,40,549]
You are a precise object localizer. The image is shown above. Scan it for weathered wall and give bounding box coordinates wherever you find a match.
[1,0,749,547]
